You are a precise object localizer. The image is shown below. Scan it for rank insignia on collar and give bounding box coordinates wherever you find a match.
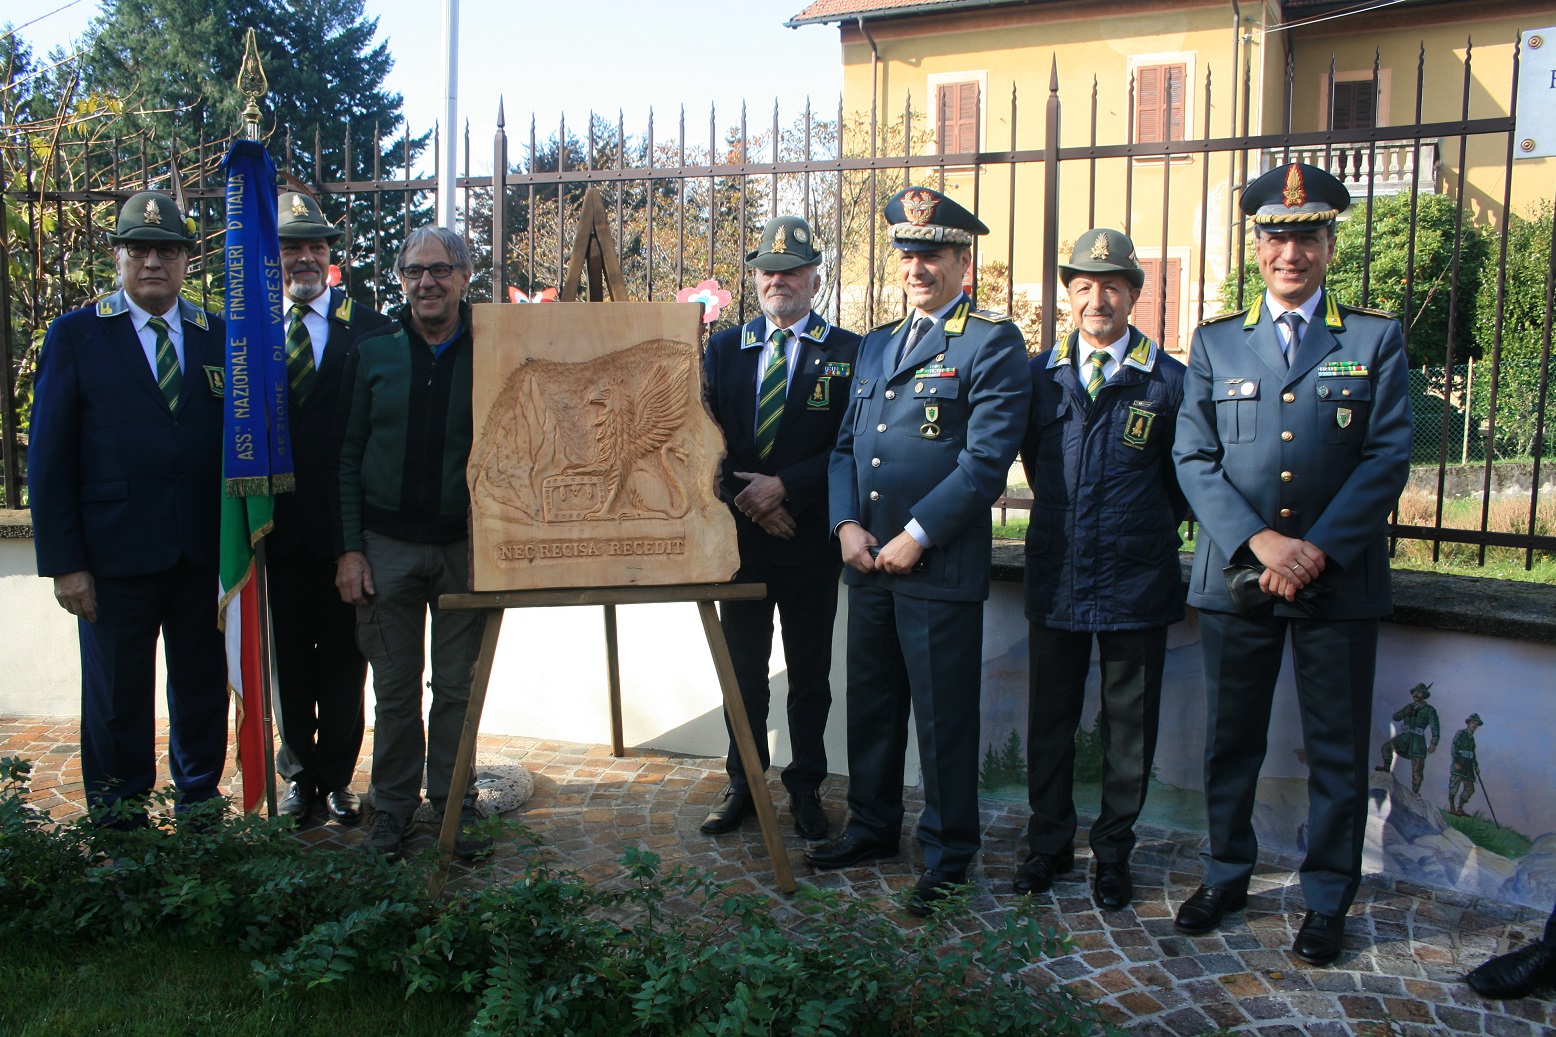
[1123,404,1156,449]
[203,365,225,396]
[808,377,832,409]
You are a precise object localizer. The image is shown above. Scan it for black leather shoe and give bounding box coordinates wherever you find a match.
[803,833,900,870]
[1466,941,1556,1000]
[1093,861,1133,911]
[1012,850,1074,894]
[906,869,968,917]
[1293,910,1346,965]
[1174,885,1249,935]
[277,781,314,818]
[700,789,753,834]
[792,791,829,840]
[324,788,362,825]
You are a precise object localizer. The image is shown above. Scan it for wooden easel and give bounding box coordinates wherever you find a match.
[430,191,796,895]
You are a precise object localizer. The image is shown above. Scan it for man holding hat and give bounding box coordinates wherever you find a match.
[269,193,390,824]
[1173,163,1413,964]
[30,191,229,823]
[700,215,860,840]
[812,187,1030,914]
[1015,228,1187,910]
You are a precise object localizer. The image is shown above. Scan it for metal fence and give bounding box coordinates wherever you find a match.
[5,34,1554,564]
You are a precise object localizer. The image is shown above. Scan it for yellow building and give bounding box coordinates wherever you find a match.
[788,0,1556,352]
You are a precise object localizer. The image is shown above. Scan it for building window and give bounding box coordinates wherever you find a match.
[1331,79,1377,130]
[936,79,980,154]
[1135,63,1186,144]
[1135,258,1181,350]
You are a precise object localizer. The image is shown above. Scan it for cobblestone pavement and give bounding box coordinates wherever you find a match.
[4,714,1552,1036]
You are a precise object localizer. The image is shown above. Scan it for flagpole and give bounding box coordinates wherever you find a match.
[236,29,280,819]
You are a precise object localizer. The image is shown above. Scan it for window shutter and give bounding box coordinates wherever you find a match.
[937,80,980,154]
[1332,81,1377,130]
[1135,63,1186,144]
[1134,258,1181,349]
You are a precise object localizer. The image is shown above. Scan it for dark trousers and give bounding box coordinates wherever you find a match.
[1199,609,1377,917]
[79,558,228,815]
[719,561,840,796]
[269,549,367,792]
[843,584,983,874]
[1026,624,1166,863]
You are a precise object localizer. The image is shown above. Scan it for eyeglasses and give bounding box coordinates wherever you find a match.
[123,244,187,261]
[400,263,457,281]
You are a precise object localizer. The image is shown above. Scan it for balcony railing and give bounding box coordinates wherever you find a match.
[1262,138,1441,200]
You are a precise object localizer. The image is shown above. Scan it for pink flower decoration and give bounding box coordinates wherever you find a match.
[508,286,558,303]
[327,264,342,287]
[676,278,732,323]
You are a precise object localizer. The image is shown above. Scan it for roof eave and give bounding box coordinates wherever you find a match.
[784,0,1035,29]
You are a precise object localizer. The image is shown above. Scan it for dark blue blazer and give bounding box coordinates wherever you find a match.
[704,312,861,568]
[267,289,391,561]
[30,290,225,578]
[829,295,1031,602]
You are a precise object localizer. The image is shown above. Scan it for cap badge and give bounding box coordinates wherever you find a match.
[1282,164,1307,208]
[143,197,163,224]
[1089,235,1110,261]
[793,227,808,243]
[772,226,788,253]
[291,194,309,217]
[902,189,939,226]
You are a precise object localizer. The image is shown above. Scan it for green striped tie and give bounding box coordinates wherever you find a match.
[148,315,181,411]
[1083,350,1106,400]
[755,329,789,460]
[286,305,317,404]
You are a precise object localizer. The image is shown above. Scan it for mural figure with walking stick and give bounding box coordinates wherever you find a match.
[1448,713,1484,817]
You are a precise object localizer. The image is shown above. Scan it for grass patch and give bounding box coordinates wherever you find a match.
[1440,809,1535,859]
[1392,493,1556,583]
[0,941,472,1037]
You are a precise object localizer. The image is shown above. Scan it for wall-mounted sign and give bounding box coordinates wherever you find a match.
[1515,27,1556,158]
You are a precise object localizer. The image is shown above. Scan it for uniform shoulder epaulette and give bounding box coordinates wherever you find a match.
[177,297,211,331]
[1198,307,1248,326]
[968,308,1012,323]
[332,293,356,323]
[1339,302,1396,320]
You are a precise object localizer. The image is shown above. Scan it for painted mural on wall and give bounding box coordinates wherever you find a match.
[976,584,1556,910]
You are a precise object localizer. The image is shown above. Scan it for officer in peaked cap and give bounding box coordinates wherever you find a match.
[30,190,228,824]
[702,215,859,842]
[268,191,388,825]
[811,186,1031,915]
[1172,160,1412,964]
[1017,226,1186,911]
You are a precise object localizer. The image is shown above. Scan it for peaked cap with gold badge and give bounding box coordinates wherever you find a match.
[883,186,989,251]
[746,214,823,271]
[277,191,344,241]
[1241,162,1351,230]
[1059,227,1145,289]
[107,191,197,245]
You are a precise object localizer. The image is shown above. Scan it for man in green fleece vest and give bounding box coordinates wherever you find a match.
[334,226,490,860]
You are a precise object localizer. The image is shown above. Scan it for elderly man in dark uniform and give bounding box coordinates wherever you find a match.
[1016,228,1187,910]
[270,193,390,824]
[30,191,228,823]
[1172,163,1413,964]
[701,215,860,841]
[810,187,1031,915]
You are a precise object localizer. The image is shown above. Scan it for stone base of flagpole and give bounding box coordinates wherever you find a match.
[363,751,535,822]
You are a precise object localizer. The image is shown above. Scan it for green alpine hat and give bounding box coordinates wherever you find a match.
[1466,713,1483,725]
[277,191,343,241]
[1410,682,1432,698]
[1060,227,1145,289]
[108,191,197,245]
[746,215,822,271]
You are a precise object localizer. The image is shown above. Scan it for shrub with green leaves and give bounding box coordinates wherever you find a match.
[1,758,1121,1037]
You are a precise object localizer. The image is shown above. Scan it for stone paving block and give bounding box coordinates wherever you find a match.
[1115,990,1165,1016]
[1432,1004,1486,1034]
[1339,993,1387,1019]
[1300,1021,1350,1037]
[1483,1015,1536,1037]
[1156,955,1207,979]
[1158,1006,1214,1035]
[1249,1024,1306,1037]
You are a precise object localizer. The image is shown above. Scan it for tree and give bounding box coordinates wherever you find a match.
[81,0,428,308]
[1472,202,1554,459]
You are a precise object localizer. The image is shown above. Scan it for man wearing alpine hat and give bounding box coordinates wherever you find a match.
[30,191,229,824]
[812,187,1030,915]
[1172,163,1412,964]
[700,215,860,841]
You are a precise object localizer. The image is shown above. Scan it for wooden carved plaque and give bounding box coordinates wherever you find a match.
[468,302,739,591]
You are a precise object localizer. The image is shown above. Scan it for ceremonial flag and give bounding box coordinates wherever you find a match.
[217,140,292,812]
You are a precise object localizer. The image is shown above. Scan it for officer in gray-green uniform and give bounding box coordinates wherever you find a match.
[1377,682,1439,793]
[1448,713,1483,816]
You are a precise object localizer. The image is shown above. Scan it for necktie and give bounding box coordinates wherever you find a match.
[755,329,789,460]
[286,304,317,404]
[148,315,181,411]
[1279,311,1306,369]
[900,316,934,365]
[1082,350,1106,400]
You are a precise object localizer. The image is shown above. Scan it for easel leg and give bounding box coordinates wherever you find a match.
[696,599,796,894]
[429,608,505,896]
[603,605,625,757]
